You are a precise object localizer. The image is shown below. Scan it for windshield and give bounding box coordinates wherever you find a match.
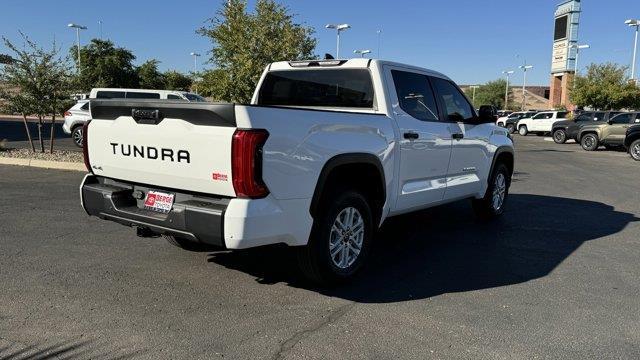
[258,69,375,108]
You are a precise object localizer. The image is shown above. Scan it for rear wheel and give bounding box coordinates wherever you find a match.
[629,139,640,161]
[297,190,373,285]
[518,126,528,136]
[581,134,599,151]
[553,129,567,144]
[472,163,511,220]
[71,126,83,148]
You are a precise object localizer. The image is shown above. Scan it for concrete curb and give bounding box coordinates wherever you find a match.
[0,157,85,172]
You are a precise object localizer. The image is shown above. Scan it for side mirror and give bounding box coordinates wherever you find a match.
[478,105,496,123]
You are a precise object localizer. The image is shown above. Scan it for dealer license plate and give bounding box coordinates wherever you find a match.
[143,190,175,214]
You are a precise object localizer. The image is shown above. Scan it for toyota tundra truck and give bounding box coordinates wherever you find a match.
[80,59,514,284]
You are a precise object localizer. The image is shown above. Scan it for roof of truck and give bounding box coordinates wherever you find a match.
[267,58,451,81]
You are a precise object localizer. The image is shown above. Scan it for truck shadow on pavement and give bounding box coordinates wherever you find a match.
[0,338,143,360]
[207,194,638,303]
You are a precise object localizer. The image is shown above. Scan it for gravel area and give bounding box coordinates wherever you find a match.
[0,147,84,163]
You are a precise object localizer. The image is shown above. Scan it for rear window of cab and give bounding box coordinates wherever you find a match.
[257,69,375,109]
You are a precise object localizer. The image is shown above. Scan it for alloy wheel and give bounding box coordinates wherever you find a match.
[329,207,364,269]
[492,173,506,211]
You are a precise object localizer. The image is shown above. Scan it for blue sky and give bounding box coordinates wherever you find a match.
[1,0,638,86]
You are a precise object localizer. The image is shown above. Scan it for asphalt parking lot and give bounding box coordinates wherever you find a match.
[1,135,639,359]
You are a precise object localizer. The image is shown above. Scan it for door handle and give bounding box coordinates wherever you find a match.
[403,132,419,140]
[452,133,464,140]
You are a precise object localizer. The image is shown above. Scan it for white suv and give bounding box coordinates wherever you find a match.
[63,100,91,147]
[516,111,569,136]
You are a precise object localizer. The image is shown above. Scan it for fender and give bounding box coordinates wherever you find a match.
[488,146,515,184]
[624,126,640,148]
[309,153,386,217]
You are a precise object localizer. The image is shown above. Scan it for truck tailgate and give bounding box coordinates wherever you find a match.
[87,100,237,197]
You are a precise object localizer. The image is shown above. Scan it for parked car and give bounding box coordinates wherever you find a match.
[499,111,538,133]
[578,112,640,151]
[495,110,513,124]
[62,100,91,147]
[80,58,515,284]
[89,88,207,102]
[516,111,569,136]
[624,123,640,161]
[551,111,622,144]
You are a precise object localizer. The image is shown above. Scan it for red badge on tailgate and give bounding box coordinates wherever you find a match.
[212,172,228,181]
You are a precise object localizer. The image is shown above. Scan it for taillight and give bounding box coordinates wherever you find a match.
[231,129,269,198]
[64,111,72,117]
[82,120,92,173]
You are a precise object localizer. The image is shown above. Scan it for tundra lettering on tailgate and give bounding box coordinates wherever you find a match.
[109,142,190,163]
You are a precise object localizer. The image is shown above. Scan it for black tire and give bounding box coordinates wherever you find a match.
[506,124,515,134]
[553,129,567,144]
[518,125,528,136]
[296,190,374,285]
[164,235,218,252]
[71,126,83,148]
[628,139,640,161]
[472,163,511,220]
[581,134,599,151]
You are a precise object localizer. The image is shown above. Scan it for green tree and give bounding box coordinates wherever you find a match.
[137,59,166,89]
[1,33,72,153]
[572,63,640,110]
[71,39,139,90]
[163,70,192,91]
[197,0,316,103]
[464,79,508,109]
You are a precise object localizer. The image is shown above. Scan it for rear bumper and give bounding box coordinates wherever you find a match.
[80,175,227,247]
[80,175,314,250]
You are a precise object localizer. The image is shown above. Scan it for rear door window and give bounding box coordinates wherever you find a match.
[391,70,439,121]
[126,92,161,99]
[96,91,125,99]
[258,69,374,108]
[610,113,633,124]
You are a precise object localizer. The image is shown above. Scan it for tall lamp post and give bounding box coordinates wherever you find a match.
[190,52,201,94]
[470,85,479,106]
[190,52,201,73]
[325,24,351,58]
[502,70,514,110]
[68,23,87,74]
[376,29,382,58]
[518,64,534,110]
[572,44,590,86]
[354,49,371,58]
[625,19,639,83]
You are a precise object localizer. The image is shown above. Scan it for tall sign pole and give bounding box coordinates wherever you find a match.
[549,0,581,109]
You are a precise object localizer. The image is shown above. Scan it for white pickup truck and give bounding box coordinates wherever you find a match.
[80,59,514,284]
[516,111,569,136]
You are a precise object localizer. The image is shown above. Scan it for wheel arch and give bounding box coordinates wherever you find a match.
[310,153,386,224]
[489,147,514,182]
[624,130,640,148]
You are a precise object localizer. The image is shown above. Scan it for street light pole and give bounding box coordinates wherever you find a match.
[68,23,87,74]
[354,49,371,58]
[572,44,590,87]
[190,52,201,73]
[518,64,534,111]
[325,24,351,58]
[376,30,382,58]
[625,19,640,82]
[502,70,514,110]
[470,85,479,106]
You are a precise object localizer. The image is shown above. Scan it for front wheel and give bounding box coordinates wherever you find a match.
[472,163,511,220]
[297,190,373,285]
[518,126,528,136]
[71,126,83,148]
[581,134,599,151]
[553,129,567,144]
[506,124,515,134]
[629,139,640,161]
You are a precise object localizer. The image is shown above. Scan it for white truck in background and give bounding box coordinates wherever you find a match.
[80,58,514,284]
